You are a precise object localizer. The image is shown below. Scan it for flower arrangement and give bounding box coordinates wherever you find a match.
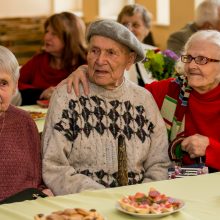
[143,49,179,81]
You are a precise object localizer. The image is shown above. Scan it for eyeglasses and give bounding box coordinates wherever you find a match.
[122,22,141,29]
[181,55,220,65]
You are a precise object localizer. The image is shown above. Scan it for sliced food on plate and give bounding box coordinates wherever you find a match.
[28,111,46,120]
[34,207,105,220]
[117,187,185,216]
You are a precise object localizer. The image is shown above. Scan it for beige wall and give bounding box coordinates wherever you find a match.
[0,0,83,18]
[136,0,195,50]
[82,0,99,23]
[0,0,198,50]
[0,0,52,17]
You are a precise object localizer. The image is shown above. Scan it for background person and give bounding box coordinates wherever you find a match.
[167,0,220,55]
[42,19,170,196]
[0,45,52,203]
[64,30,220,172]
[117,4,158,85]
[18,12,87,105]
[117,4,154,45]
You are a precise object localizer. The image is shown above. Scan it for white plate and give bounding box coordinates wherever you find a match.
[116,200,185,218]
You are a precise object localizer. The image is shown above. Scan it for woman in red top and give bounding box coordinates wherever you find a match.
[62,30,220,172]
[18,12,87,105]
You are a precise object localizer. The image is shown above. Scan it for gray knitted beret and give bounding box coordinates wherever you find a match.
[86,19,145,63]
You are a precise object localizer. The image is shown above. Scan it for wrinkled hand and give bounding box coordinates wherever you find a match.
[39,86,55,100]
[59,65,89,96]
[42,188,54,197]
[181,134,209,158]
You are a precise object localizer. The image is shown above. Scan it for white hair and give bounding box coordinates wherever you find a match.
[184,29,220,53]
[0,46,19,83]
[183,30,220,81]
[195,0,220,26]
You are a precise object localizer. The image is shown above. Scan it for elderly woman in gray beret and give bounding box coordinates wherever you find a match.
[42,19,170,195]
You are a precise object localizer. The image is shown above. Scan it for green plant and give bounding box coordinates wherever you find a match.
[144,49,179,80]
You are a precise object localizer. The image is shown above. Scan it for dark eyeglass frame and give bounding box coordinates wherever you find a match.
[181,55,220,65]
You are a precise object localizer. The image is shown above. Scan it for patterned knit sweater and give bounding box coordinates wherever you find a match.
[0,105,42,201]
[42,79,170,195]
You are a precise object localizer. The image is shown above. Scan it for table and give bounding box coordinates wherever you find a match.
[0,173,220,220]
[19,105,47,133]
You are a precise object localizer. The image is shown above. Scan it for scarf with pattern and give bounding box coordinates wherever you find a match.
[160,75,191,162]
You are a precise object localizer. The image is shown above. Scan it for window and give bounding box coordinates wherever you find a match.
[99,0,135,19]
[53,0,83,17]
[194,0,204,9]
[156,0,170,25]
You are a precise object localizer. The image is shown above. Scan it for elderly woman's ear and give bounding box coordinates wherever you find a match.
[125,52,136,71]
[13,81,18,95]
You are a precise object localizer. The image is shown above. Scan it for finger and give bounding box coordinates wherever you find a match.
[39,92,44,100]
[186,144,194,153]
[74,77,80,97]
[181,142,187,151]
[40,90,50,100]
[67,77,73,94]
[181,142,192,152]
[181,138,190,148]
[81,77,89,96]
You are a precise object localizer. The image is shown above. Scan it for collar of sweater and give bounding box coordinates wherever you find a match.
[88,77,129,99]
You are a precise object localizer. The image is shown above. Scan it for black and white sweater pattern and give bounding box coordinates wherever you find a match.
[42,79,170,195]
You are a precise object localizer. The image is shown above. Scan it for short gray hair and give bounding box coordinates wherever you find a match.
[117,4,152,28]
[0,46,19,83]
[195,0,220,27]
[184,30,220,53]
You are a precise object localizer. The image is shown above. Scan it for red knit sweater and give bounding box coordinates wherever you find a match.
[0,105,42,201]
[18,52,71,90]
[145,79,220,170]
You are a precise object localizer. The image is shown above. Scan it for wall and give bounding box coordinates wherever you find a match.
[0,0,52,18]
[136,0,195,50]
[0,0,83,18]
[0,0,200,49]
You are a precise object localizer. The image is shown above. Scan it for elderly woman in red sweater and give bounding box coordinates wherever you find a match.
[0,46,52,203]
[62,30,220,172]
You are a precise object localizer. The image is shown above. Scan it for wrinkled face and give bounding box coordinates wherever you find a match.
[0,71,16,113]
[120,12,149,42]
[87,36,135,89]
[184,40,220,93]
[44,25,64,57]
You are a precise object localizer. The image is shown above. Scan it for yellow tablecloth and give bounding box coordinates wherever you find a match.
[19,105,47,133]
[0,173,220,220]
